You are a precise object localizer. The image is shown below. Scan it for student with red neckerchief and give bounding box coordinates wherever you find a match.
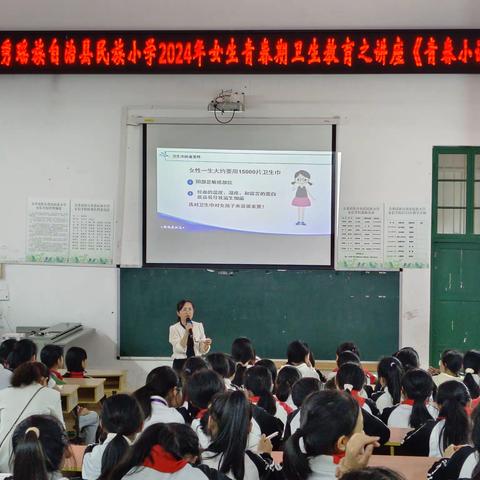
[274,365,301,414]
[335,363,390,446]
[107,422,229,480]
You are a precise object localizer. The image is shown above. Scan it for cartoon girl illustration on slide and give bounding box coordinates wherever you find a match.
[291,170,314,225]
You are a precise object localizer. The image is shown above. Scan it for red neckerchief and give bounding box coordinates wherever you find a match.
[277,400,294,415]
[332,452,346,465]
[50,369,64,381]
[472,398,480,410]
[250,396,260,404]
[195,408,208,420]
[364,369,377,384]
[67,371,85,378]
[401,399,415,406]
[466,406,473,416]
[143,445,188,473]
[351,390,366,407]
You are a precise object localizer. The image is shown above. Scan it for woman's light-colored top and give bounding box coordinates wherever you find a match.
[0,384,64,472]
[169,321,210,359]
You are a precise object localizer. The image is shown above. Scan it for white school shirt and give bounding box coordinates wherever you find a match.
[387,403,438,428]
[121,464,209,480]
[0,367,11,391]
[143,396,185,430]
[0,384,64,472]
[293,363,320,380]
[432,372,463,388]
[82,433,133,480]
[169,321,210,359]
[0,473,67,480]
[429,419,447,457]
[375,388,394,414]
[459,451,479,478]
[308,455,338,480]
[202,451,260,480]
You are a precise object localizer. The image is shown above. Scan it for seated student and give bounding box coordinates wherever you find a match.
[283,377,321,442]
[231,337,256,388]
[106,422,229,480]
[336,363,390,445]
[286,340,319,380]
[256,358,278,384]
[40,344,66,387]
[202,390,283,480]
[0,339,16,390]
[206,352,234,391]
[463,349,480,400]
[381,368,437,428]
[82,394,144,480]
[0,362,64,472]
[0,414,70,480]
[224,355,237,390]
[274,365,301,412]
[428,401,480,480]
[186,369,226,448]
[134,366,184,429]
[401,380,471,457]
[335,342,377,386]
[393,346,420,373]
[432,349,464,388]
[7,338,37,371]
[283,390,367,480]
[371,357,403,414]
[326,350,361,383]
[62,346,99,444]
[308,351,328,383]
[244,366,284,450]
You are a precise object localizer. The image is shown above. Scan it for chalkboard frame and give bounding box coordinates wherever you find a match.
[141,121,337,269]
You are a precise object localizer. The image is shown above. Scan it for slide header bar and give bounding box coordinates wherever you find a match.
[0,30,479,74]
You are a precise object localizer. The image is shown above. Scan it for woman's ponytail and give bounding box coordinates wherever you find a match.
[463,350,480,399]
[275,366,301,402]
[402,369,434,429]
[283,429,310,480]
[99,434,130,480]
[231,364,247,388]
[11,428,48,480]
[377,357,403,405]
[244,366,276,415]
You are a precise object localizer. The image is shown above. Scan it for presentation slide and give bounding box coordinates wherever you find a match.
[156,148,332,236]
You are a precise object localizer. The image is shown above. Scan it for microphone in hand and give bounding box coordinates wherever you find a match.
[186,318,193,334]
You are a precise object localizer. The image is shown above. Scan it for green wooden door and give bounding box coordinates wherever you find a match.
[430,147,480,364]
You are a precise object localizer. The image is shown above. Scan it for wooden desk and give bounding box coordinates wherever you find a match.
[385,427,412,455]
[62,444,86,473]
[273,359,378,373]
[60,369,127,396]
[63,378,105,404]
[369,455,438,480]
[60,384,79,413]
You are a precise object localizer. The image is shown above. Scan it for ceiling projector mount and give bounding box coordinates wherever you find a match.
[208,89,245,124]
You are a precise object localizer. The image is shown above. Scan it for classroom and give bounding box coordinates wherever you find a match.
[0,1,479,479]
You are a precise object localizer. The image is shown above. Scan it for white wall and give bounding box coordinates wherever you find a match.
[0,0,480,388]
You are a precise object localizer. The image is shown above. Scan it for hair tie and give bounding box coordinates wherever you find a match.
[25,427,40,438]
[390,362,396,368]
[343,383,354,392]
[299,437,307,454]
[465,368,475,374]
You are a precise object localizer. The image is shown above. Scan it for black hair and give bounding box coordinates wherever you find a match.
[341,467,406,480]
[275,366,301,402]
[336,342,360,358]
[337,350,361,368]
[40,345,64,370]
[182,356,208,381]
[291,170,313,185]
[11,362,49,387]
[336,362,366,392]
[436,380,471,453]
[231,337,255,364]
[394,347,420,372]
[471,406,480,480]
[283,391,360,480]
[0,338,17,366]
[377,357,404,405]
[186,369,224,409]
[133,366,180,419]
[206,390,252,480]
[308,351,327,383]
[441,349,463,376]
[107,423,199,480]
[206,352,230,379]
[244,365,276,416]
[176,299,195,313]
[7,339,37,370]
[65,346,87,373]
[291,377,322,407]
[401,369,434,429]
[10,414,69,480]
[464,350,480,399]
[97,394,144,480]
[256,359,278,384]
[287,340,310,365]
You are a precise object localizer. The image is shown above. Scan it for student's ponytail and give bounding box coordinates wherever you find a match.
[470,407,480,480]
[377,357,404,405]
[11,428,48,480]
[231,364,247,388]
[436,381,470,453]
[244,365,276,415]
[463,350,480,399]
[402,369,434,429]
[97,394,144,480]
[275,366,301,402]
[283,391,360,480]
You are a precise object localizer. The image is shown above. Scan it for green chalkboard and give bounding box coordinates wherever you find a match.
[119,268,399,360]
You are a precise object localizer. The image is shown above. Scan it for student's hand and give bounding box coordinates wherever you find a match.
[202,338,212,346]
[77,406,91,416]
[335,433,380,477]
[257,434,273,454]
[444,444,469,458]
[428,366,440,376]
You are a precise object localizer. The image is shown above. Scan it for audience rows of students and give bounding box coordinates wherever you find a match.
[0,336,480,479]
